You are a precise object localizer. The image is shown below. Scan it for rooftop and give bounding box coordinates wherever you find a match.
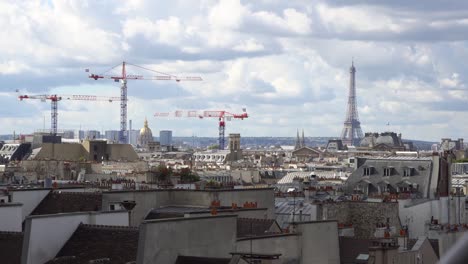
[367,156,433,161]
[175,256,231,264]
[236,218,280,238]
[47,224,139,264]
[31,191,102,215]
[0,231,23,264]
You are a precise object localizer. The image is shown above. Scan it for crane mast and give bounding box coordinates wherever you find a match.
[19,94,121,136]
[87,61,202,143]
[154,109,248,150]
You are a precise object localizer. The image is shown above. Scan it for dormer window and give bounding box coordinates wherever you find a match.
[383,167,394,177]
[363,167,374,176]
[403,167,413,177]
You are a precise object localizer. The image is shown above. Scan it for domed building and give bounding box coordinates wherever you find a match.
[138,118,154,149]
[359,132,415,151]
[360,133,379,148]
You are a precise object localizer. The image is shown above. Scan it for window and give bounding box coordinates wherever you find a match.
[109,204,115,211]
[383,168,393,177]
[403,168,413,177]
[363,167,373,176]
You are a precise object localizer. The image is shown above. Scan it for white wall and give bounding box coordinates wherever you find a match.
[434,230,466,257]
[296,221,340,264]
[399,198,466,239]
[0,204,22,232]
[137,215,237,264]
[11,189,50,220]
[22,210,129,264]
[397,237,439,264]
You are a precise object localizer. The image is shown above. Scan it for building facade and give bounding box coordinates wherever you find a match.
[138,119,154,149]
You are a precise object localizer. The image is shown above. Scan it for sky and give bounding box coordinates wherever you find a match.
[1,0,468,141]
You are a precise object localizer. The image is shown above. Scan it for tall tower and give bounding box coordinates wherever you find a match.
[295,129,301,150]
[301,129,305,147]
[341,61,363,146]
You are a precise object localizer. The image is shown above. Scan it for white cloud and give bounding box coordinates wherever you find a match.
[208,0,247,30]
[123,16,184,45]
[316,3,404,33]
[233,38,265,52]
[0,61,32,75]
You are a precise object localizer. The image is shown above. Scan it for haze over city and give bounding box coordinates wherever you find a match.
[1,0,468,140]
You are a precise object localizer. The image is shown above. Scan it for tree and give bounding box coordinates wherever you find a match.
[155,164,172,182]
[208,144,219,150]
[179,168,200,183]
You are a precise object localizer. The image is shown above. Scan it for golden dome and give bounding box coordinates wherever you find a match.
[140,118,153,136]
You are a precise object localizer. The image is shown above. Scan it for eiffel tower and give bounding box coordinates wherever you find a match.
[341,61,363,146]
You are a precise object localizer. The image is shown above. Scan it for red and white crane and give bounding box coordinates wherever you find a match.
[18,94,121,135]
[87,61,202,143]
[154,109,248,150]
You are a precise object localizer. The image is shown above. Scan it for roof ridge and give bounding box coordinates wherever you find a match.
[0,231,23,235]
[238,217,275,222]
[52,191,102,195]
[79,223,139,231]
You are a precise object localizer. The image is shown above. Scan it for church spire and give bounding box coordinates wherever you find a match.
[295,129,301,150]
[301,129,305,148]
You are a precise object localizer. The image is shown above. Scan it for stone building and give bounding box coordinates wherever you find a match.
[138,118,154,149]
[440,138,464,151]
[345,154,451,199]
[326,139,345,152]
[294,129,306,150]
[193,134,243,164]
[359,132,415,151]
[292,147,322,162]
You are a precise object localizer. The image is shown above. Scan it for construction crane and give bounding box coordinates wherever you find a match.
[18,94,121,136]
[154,109,248,150]
[87,61,202,143]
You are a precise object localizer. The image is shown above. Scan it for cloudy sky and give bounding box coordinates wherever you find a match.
[1,0,468,141]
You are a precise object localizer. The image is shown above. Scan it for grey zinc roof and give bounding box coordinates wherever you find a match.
[275,199,315,228]
[277,171,342,184]
[367,156,433,161]
[346,157,434,198]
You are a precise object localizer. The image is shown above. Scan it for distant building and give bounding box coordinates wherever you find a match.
[440,138,464,151]
[85,130,100,140]
[193,134,243,163]
[74,130,84,140]
[326,139,345,152]
[346,154,451,199]
[292,147,322,162]
[228,133,242,161]
[160,130,172,147]
[105,130,120,143]
[61,130,74,139]
[33,139,139,162]
[294,129,306,150]
[359,132,415,151]
[138,118,153,149]
[128,129,139,146]
[0,143,31,164]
